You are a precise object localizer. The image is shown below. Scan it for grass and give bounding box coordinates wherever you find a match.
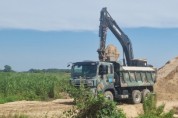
[0,72,70,104]
[138,94,174,118]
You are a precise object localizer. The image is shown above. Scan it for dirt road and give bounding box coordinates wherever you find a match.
[0,99,178,118]
[0,99,73,118]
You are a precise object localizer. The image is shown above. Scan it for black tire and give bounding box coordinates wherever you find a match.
[141,89,150,102]
[132,90,141,104]
[104,91,114,101]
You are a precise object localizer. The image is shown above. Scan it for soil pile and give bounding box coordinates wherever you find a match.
[155,56,178,100]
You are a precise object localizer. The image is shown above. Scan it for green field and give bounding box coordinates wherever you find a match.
[0,72,70,104]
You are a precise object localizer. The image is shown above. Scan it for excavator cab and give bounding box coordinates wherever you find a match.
[131,59,148,67]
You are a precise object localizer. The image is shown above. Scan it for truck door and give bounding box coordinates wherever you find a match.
[99,64,114,83]
[107,64,114,83]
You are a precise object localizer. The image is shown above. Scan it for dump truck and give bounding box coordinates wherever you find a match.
[70,8,156,104]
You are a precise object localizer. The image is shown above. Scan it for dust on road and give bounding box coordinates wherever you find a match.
[0,99,73,118]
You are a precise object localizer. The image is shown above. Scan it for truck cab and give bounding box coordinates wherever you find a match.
[70,61,156,104]
[70,61,114,94]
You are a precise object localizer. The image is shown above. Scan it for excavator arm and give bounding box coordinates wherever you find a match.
[97,7,146,66]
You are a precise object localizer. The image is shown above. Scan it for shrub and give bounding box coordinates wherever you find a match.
[63,85,126,118]
[138,94,174,118]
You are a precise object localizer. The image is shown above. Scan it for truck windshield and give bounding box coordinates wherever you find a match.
[72,63,97,78]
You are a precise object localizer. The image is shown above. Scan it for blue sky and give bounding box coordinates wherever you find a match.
[0,0,178,71]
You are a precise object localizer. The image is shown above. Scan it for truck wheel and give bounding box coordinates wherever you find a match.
[132,90,141,104]
[141,89,150,102]
[104,91,114,101]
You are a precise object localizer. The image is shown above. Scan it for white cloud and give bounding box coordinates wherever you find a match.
[0,0,178,31]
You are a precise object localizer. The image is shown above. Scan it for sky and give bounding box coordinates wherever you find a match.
[0,0,178,71]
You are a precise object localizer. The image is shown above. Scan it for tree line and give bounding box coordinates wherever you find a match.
[0,65,70,73]
[0,65,14,72]
[28,68,70,73]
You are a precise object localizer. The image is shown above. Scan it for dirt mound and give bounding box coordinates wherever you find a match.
[157,56,178,80]
[155,56,178,100]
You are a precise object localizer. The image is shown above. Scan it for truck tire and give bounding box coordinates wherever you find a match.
[104,91,114,101]
[132,90,141,104]
[141,89,150,102]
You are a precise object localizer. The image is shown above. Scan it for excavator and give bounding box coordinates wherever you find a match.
[70,7,156,104]
[98,7,147,67]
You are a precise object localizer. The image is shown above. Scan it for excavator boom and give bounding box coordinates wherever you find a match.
[98,7,147,66]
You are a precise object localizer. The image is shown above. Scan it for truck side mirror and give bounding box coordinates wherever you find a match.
[67,62,73,67]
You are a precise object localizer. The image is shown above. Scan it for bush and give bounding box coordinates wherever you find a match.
[138,94,174,118]
[63,85,126,118]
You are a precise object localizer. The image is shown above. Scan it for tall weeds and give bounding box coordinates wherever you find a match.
[138,94,174,118]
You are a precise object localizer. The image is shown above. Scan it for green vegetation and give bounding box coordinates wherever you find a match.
[28,68,70,73]
[0,65,15,72]
[63,85,126,118]
[0,72,70,104]
[138,94,174,118]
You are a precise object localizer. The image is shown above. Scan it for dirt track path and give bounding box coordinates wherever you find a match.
[0,99,73,118]
[0,99,178,118]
